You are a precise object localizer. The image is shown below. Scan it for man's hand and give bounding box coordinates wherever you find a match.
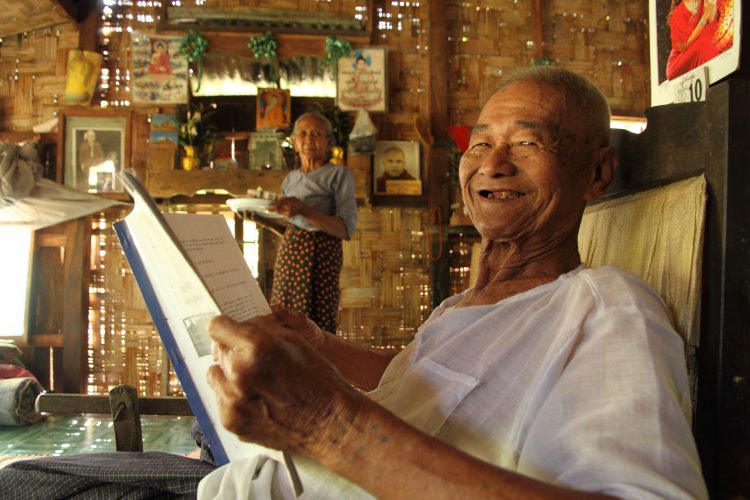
[272,308,327,346]
[206,313,362,458]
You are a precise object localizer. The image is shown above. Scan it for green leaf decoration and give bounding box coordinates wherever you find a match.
[179,30,208,91]
[322,36,353,75]
[531,58,554,67]
[248,32,278,59]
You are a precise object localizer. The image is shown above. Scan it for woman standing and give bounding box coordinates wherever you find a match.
[264,111,357,332]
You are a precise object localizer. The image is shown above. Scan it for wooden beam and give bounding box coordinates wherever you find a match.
[61,217,89,394]
[532,0,543,61]
[76,0,98,52]
[36,392,193,416]
[51,0,94,24]
[426,0,452,309]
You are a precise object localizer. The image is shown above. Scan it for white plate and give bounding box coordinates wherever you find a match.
[226,197,286,220]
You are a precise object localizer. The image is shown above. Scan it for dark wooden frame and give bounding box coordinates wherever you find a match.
[606,79,750,498]
[56,107,132,194]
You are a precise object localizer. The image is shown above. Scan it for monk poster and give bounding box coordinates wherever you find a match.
[336,47,387,113]
[256,88,291,129]
[131,31,189,105]
[649,0,741,106]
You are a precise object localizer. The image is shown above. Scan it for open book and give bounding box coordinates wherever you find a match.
[113,171,302,495]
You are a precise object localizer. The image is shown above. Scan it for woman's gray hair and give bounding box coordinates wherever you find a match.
[292,111,336,143]
[495,67,611,147]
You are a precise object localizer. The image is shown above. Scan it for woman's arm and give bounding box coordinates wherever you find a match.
[676,4,717,51]
[275,196,350,240]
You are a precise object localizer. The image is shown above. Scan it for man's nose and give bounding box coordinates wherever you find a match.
[479,144,516,177]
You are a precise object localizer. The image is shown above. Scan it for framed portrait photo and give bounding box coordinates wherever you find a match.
[256,88,291,130]
[373,140,421,196]
[650,0,741,106]
[58,108,132,194]
[336,47,387,113]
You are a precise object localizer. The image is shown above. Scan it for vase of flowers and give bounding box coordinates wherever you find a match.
[177,103,216,170]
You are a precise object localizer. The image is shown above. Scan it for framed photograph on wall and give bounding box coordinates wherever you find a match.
[336,47,388,113]
[256,88,291,130]
[248,129,286,170]
[373,140,421,196]
[58,108,132,193]
[650,0,741,106]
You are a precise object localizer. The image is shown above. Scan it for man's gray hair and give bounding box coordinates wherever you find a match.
[292,111,336,143]
[496,67,612,147]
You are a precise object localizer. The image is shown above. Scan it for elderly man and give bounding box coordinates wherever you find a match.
[201,67,708,499]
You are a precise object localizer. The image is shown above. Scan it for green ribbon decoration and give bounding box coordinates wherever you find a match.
[179,30,208,91]
[322,36,353,76]
[249,32,278,59]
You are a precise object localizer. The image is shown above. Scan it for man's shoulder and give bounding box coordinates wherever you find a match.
[574,265,668,311]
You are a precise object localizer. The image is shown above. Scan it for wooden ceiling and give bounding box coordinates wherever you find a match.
[0,0,91,38]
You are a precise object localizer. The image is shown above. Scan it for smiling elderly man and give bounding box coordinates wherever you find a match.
[201,67,708,500]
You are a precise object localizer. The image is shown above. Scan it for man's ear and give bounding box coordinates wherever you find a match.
[583,147,617,201]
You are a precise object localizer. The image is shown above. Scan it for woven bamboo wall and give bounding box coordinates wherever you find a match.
[86,208,179,396]
[443,0,649,127]
[0,23,77,131]
[339,207,432,348]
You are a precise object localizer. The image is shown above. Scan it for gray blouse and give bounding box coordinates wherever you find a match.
[281,163,358,239]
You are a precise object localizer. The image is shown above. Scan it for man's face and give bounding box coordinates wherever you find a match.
[383,149,406,177]
[459,81,594,244]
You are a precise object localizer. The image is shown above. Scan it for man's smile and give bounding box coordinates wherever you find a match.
[478,189,526,200]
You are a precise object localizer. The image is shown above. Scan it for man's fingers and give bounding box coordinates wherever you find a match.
[206,363,228,393]
[208,315,250,346]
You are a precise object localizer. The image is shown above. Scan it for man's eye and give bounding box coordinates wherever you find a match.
[515,140,537,147]
[469,142,491,150]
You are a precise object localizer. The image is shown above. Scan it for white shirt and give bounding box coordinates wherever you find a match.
[200,265,708,499]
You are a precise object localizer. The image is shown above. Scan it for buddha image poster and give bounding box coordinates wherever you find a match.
[131,31,189,105]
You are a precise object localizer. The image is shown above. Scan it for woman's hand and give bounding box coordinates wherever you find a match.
[206,313,362,457]
[703,1,718,23]
[273,196,307,218]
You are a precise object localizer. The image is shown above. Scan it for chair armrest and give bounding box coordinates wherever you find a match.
[35,385,193,452]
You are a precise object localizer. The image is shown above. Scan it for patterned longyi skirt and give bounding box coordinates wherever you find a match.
[270,225,343,333]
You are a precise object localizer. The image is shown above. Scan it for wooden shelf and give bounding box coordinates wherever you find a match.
[145,168,286,198]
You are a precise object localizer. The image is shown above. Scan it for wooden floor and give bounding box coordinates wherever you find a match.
[0,415,196,457]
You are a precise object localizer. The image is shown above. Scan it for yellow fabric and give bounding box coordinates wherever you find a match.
[467,175,706,347]
[578,175,706,347]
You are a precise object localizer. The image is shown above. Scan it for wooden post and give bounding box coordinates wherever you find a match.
[109,385,144,452]
[61,218,90,394]
[532,0,543,61]
[427,0,452,309]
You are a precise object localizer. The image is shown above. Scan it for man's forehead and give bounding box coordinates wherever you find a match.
[474,82,569,134]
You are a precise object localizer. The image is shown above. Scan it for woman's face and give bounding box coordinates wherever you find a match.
[292,116,331,167]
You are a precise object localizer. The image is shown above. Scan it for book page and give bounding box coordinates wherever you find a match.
[163,213,270,324]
